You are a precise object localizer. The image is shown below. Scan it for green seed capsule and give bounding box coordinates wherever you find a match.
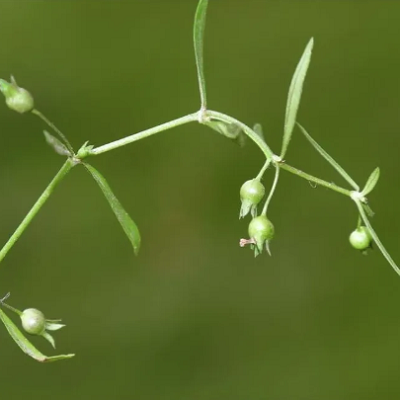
[349,226,372,250]
[239,179,265,218]
[21,308,46,335]
[0,77,34,114]
[248,215,274,255]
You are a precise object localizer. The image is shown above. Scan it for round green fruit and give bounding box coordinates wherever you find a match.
[248,215,274,252]
[349,226,372,250]
[240,179,265,205]
[21,308,46,335]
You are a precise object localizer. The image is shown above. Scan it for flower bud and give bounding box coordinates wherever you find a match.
[248,215,274,255]
[21,308,46,335]
[349,226,372,250]
[0,76,34,113]
[239,179,265,218]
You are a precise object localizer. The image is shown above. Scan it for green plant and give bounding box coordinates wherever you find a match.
[0,0,397,362]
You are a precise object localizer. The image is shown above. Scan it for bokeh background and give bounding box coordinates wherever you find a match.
[0,1,399,399]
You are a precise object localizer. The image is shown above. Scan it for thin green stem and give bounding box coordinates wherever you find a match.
[0,159,74,264]
[279,162,352,197]
[354,199,400,277]
[262,166,280,216]
[0,292,10,303]
[91,110,274,159]
[90,113,199,156]
[0,302,21,316]
[32,109,75,155]
[207,110,274,160]
[89,109,351,201]
[255,159,271,180]
[205,111,351,199]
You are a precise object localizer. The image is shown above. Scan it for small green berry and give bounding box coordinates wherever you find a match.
[349,226,372,250]
[239,179,265,218]
[248,215,274,255]
[0,76,34,114]
[21,308,46,335]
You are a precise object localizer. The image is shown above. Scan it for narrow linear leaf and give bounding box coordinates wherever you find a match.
[355,199,400,277]
[281,38,314,158]
[32,109,75,155]
[43,130,71,157]
[0,309,74,363]
[362,167,380,196]
[363,203,375,218]
[193,0,209,110]
[204,120,245,146]
[253,123,265,143]
[84,163,141,255]
[297,123,360,191]
[204,121,236,138]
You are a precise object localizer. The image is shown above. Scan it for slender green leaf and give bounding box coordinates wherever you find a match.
[0,308,74,363]
[363,203,375,218]
[281,38,314,158]
[362,167,380,196]
[253,123,265,143]
[297,123,360,191]
[43,130,71,156]
[193,0,209,110]
[354,199,400,277]
[33,109,75,155]
[84,163,141,255]
[204,121,236,138]
[204,120,245,146]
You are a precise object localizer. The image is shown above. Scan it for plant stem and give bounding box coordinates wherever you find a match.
[89,110,274,160]
[32,109,75,155]
[255,159,271,180]
[0,159,74,264]
[354,199,400,276]
[89,110,351,199]
[262,166,280,215]
[90,113,199,156]
[279,162,352,197]
[205,111,352,197]
[0,301,21,316]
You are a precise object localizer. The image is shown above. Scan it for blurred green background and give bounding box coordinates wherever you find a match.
[0,1,399,399]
